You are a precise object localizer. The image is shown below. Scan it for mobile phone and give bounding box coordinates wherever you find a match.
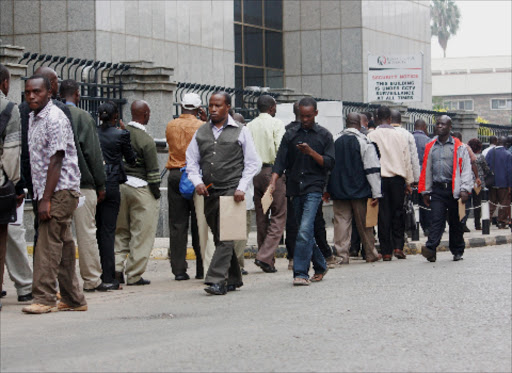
[297,141,303,145]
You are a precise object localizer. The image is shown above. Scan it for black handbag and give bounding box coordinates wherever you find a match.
[0,101,18,224]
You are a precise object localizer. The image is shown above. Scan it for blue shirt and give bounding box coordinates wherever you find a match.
[413,130,430,168]
[431,136,454,183]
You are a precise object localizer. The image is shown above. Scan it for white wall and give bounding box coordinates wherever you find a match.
[275,101,344,136]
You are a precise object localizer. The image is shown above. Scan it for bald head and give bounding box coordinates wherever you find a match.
[498,136,507,146]
[34,66,59,98]
[390,109,401,124]
[346,112,361,130]
[130,100,150,125]
[414,119,428,135]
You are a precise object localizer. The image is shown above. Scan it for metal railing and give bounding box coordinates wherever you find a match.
[405,108,457,136]
[478,123,512,144]
[18,52,129,122]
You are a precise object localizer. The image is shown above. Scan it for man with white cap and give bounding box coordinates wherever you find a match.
[165,93,205,280]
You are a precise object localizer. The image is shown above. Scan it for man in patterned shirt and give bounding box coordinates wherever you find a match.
[21,75,87,314]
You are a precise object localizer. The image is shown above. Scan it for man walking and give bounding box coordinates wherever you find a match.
[247,95,286,273]
[115,101,161,286]
[325,113,382,264]
[482,136,497,157]
[165,93,204,281]
[391,110,420,184]
[270,97,334,286]
[413,119,432,235]
[368,106,413,261]
[186,92,261,295]
[419,115,473,262]
[22,75,87,314]
[485,136,512,229]
[0,63,22,311]
[60,79,114,292]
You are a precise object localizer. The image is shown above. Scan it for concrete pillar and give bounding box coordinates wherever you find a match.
[451,111,479,142]
[0,42,28,104]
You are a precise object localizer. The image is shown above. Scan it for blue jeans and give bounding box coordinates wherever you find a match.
[292,193,327,279]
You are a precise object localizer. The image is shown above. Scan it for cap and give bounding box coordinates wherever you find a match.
[181,93,202,109]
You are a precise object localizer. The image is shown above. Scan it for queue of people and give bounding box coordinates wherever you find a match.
[0,61,511,311]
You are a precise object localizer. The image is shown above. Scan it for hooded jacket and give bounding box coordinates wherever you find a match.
[418,136,473,199]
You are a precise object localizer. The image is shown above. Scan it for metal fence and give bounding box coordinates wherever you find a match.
[18,52,129,122]
[478,123,512,144]
[174,82,279,121]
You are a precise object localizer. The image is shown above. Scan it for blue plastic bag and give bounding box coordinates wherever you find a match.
[179,166,195,200]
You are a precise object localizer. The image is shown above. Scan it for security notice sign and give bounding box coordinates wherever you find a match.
[368,54,423,103]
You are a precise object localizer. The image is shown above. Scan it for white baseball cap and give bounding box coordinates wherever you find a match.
[181,93,202,109]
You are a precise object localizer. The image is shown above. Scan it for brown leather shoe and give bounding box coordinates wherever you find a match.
[58,302,88,311]
[366,254,382,263]
[382,254,392,261]
[22,303,58,314]
[394,249,406,259]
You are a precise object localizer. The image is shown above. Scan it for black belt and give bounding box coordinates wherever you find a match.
[433,182,451,189]
[262,163,273,168]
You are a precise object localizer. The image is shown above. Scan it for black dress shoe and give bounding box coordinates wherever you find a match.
[18,293,33,302]
[84,282,117,292]
[421,247,436,262]
[241,268,248,275]
[115,272,125,284]
[175,273,190,281]
[227,281,244,292]
[0,290,6,298]
[204,283,227,295]
[254,259,277,273]
[453,254,463,261]
[127,277,151,286]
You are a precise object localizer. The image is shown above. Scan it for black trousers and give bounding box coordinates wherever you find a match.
[378,176,406,256]
[285,196,333,259]
[426,186,465,255]
[419,196,432,233]
[96,182,121,283]
[168,169,202,276]
[204,188,242,286]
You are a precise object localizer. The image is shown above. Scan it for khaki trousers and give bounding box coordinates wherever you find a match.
[253,168,286,266]
[115,184,159,284]
[32,190,86,307]
[333,199,379,263]
[489,187,511,225]
[194,193,215,271]
[73,188,102,289]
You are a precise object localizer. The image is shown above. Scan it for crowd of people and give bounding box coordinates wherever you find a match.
[0,62,511,311]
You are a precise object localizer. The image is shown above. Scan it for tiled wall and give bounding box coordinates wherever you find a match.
[283,0,432,109]
[0,0,235,87]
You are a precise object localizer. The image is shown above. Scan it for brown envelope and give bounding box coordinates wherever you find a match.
[261,185,273,214]
[458,198,466,221]
[474,184,482,195]
[219,196,247,241]
[366,199,379,227]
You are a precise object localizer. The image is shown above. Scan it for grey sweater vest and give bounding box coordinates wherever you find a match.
[196,122,244,190]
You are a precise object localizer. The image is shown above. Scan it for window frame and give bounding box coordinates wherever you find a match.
[490,98,512,110]
[443,99,474,112]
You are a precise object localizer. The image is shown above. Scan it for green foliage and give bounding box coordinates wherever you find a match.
[476,116,489,124]
[431,0,461,57]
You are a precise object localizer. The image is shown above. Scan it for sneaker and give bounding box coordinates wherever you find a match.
[293,277,311,286]
[325,256,337,269]
[57,302,88,311]
[22,303,58,314]
[288,259,293,271]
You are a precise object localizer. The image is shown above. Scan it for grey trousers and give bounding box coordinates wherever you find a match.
[6,220,33,296]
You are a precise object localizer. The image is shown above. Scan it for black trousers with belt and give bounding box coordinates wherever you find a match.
[96,181,121,283]
[168,169,202,277]
[426,185,465,255]
[285,197,333,259]
[378,176,406,256]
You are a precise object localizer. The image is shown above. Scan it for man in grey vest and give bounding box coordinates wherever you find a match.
[186,92,261,295]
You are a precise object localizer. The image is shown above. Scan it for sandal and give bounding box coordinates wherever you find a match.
[311,268,329,282]
[293,277,311,286]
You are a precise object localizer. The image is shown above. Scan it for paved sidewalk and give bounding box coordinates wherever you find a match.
[151,218,511,260]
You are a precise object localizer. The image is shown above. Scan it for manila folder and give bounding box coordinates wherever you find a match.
[366,199,379,228]
[458,198,466,221]
[219,196,247,241]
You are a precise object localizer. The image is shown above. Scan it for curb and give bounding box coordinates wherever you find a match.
[151,233,512,260]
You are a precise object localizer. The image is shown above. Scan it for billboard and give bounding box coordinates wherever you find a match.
[368,54,423,103]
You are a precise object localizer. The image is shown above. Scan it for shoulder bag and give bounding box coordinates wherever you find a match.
[0,102,18,224]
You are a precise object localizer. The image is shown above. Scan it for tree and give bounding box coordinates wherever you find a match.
[431,0,461,58]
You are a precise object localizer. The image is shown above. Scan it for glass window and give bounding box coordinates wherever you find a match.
[234,0,242,22]
[491,98,512,110]
[465,100,473,111]
[264,0,283,29]
[235,24,242,64]
[235,65,243,90]
[266,70,283,88]
[244,26,263,66]
[265,30,283,69]
[243,0,262,26]
[245,67,264,87]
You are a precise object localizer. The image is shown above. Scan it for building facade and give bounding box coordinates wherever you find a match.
[432,56,512,124]
[1,0,432,107]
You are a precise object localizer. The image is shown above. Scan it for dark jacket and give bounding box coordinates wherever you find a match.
[67,104,106,191]
[485,147,512,188]
[97,126,137,183]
